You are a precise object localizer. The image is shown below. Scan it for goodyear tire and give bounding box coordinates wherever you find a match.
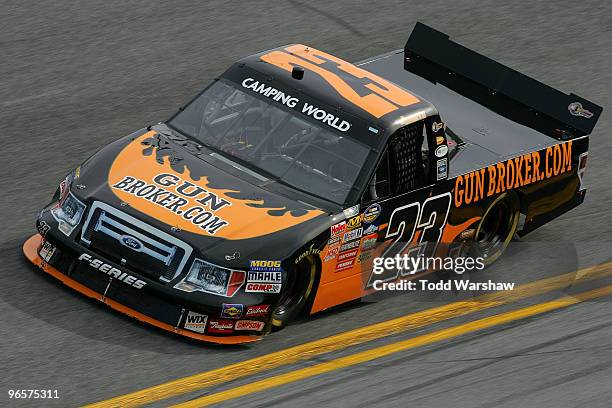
[472,191,520,266]
[271,255,317,330]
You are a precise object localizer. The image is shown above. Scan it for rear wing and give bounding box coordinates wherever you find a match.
[404,22,602,139]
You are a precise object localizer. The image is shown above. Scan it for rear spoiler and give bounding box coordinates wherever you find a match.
[404,22,602,139]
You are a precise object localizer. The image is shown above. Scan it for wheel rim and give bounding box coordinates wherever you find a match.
[475,194,518,263]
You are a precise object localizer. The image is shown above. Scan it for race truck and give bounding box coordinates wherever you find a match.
[24,23,602,344]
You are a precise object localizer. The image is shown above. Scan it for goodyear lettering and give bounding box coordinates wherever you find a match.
[294,244,321,264]
[454,141,573,207]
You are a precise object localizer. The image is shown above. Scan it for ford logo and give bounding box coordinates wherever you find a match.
[120,235,143,252]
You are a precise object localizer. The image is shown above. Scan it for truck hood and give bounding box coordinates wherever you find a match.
[75,128,329,263]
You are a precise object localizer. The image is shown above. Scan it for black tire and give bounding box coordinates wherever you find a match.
[271,255,317,330]
[472,191,520,266]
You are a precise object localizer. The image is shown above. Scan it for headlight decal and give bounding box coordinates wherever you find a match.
[174,259,245,297]
[51,192,87,236]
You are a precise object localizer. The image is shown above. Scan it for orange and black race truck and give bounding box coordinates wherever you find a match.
[24,23,602,343]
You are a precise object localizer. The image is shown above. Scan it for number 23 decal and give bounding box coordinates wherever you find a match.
[384,192,452,257]
[366,193,452,287]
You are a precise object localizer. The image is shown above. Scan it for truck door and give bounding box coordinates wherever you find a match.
[360,119,452,287]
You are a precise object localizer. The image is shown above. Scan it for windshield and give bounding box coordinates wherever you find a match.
[168,80,370,204]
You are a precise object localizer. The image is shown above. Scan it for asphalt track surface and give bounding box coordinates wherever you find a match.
[1,1,612,407]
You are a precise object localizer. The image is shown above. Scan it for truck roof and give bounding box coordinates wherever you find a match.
[235,44,437,144]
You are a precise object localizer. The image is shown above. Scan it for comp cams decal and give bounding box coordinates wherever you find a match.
[77,253,146,289]
[454,141,573,207]
[245,283,281,293]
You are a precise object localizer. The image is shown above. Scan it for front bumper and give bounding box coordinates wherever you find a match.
[23,234,263,344]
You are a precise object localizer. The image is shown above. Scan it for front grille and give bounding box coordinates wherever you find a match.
[80,202,192,282]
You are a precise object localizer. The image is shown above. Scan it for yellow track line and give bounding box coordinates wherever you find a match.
[173,284,612,408]
[85,261,612,408]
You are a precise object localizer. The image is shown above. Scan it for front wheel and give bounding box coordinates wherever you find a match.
[472,192,520,266]
[271,255,317,330]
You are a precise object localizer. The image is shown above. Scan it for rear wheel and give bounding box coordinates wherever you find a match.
[472,192,520,266]
[271,255,317,330]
